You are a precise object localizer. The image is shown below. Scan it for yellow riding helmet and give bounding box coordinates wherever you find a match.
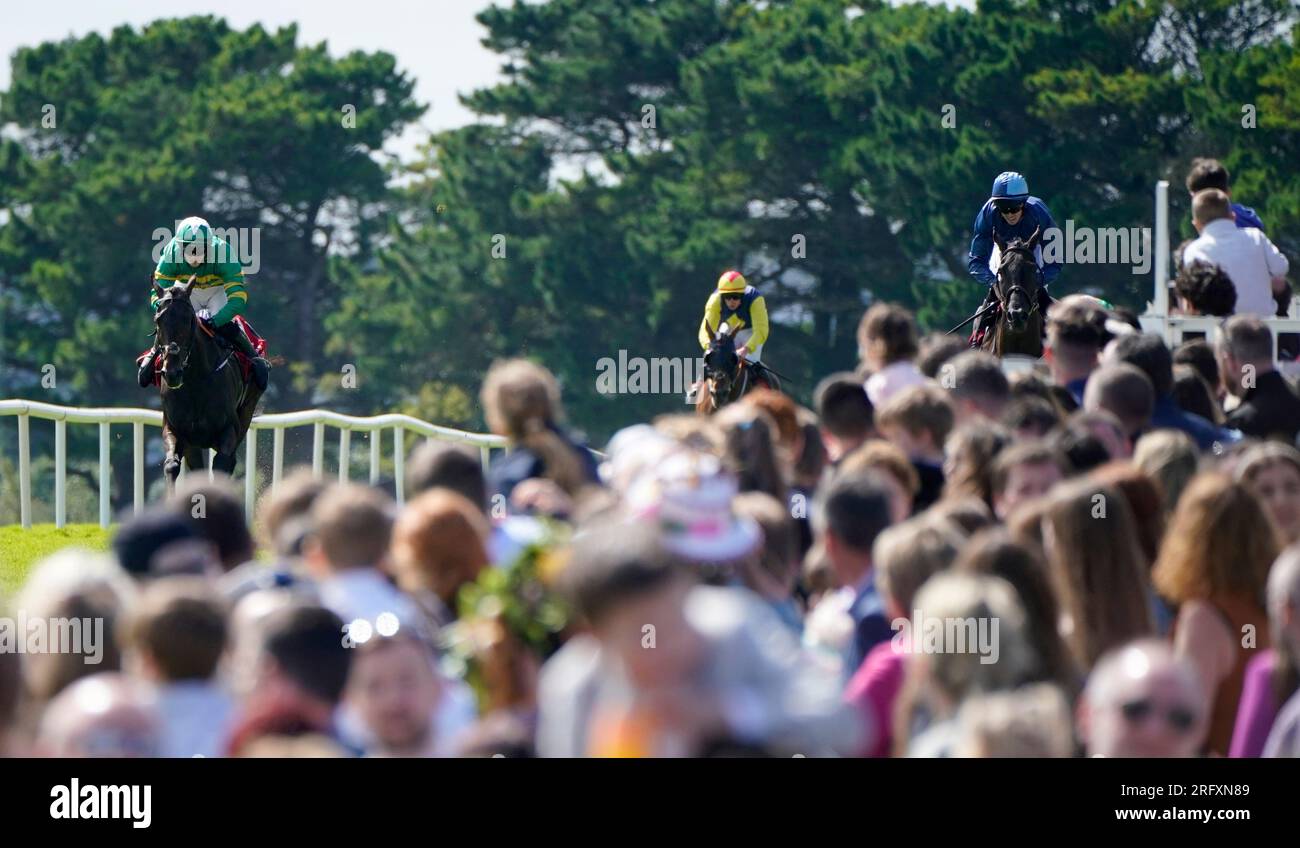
[716,270,747,295]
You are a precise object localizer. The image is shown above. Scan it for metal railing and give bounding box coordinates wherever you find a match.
[0,399,507,529]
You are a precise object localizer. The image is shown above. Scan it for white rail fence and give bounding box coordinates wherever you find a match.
[0,400,507,529]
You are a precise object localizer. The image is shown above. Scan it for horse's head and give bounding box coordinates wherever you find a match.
[152,276,198,389]
[993,226,1042,333]
[704,323,741,396]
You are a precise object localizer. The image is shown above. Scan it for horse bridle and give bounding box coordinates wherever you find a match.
[994,246,1040,318]
[154,303,198,389]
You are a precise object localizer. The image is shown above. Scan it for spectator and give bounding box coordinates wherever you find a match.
[875,383,955,512]
[1133,429,1200,517]
[37,673,161,758]
[953,684,1074,758]
[390,488,492,628]
[1174,338,1223,401]
[111,507,209,580]
[1068,408,1131,460]
[407,440,545,568]
[1051,425,1111,475]
[1181,188,1288,317]
[1235,443,1300,546]
[844,516,963,756]
[170,474,256,572]
[343,632,456,757]
[858,303,925,407]
[810,470,898,673]
[941,421,1012,509]
[256,468,330,560]
[989,441,1068,521]
[838,440,920,522]
[303,483,419,631]
[1171,365,1223,425]
[955,530,1079,694]
[1104,331,1239,450]
[716,404,788,505]
[1009,370,1073,416]
[1002,395,1060,439]
[1088,463,1165,570]
[1153,472,1281,755]
[944,351,1012,423]
[814,372,875,462]
[236,603,353,750]
[1174,260,1237,317]
[1185,157,1266,231]
[916,332,967,380]
[732,491,803,632]
[481,358,600,510]
[1083,364,1155,441]
[1218,314,1300,443]
[1078,640,1209,758]
[539,524,860,757]
[742,389,802,467]
[896,573,1036,757]
[1034,479,1154,668]
[927,496,996,537]
[1232,544,1300,757]
[121,578,233,758]
[1044,294,1110,406]
[16,550,132,702]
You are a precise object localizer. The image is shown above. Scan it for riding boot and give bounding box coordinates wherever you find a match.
[971,286,1000,347]
[137,347,159,388]
[216,323,270,391]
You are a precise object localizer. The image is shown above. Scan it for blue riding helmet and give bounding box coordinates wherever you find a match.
[990,171,1029,204]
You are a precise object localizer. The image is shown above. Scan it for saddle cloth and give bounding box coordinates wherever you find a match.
[137,316,266,388]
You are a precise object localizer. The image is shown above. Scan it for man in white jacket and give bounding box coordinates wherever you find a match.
[1182,189,1289,318]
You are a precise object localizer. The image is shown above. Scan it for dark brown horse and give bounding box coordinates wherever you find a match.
[695,323,760,415]
[980,226,1046,358]
[152,277,263,492]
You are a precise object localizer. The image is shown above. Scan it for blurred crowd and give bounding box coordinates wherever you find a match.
[4,304,1300,759]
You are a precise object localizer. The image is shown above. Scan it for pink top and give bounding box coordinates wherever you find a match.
[1229,649,1280,759]
[844,640,908,758]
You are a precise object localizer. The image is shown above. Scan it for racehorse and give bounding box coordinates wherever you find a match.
[980,226,1046,358]
[695,322,765,415]
[151,277,263,492]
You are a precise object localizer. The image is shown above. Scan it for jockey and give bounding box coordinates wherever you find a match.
[137,217,270,391]
[967,171,1062,344]
[698,270,774,387]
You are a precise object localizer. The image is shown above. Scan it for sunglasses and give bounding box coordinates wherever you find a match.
[995,201,1025,214]
[1120,698,1197,733]
[723,295,742,302]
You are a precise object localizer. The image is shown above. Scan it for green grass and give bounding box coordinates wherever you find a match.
[0,524,113,598]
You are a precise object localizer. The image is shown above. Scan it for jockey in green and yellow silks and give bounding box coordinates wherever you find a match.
[137,216,270,390]
[699,270,770,363]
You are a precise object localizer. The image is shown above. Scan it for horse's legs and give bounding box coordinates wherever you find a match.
[163,424,183,495]
[183,446,207,475]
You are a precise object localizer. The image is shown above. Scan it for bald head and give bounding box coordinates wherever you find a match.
[1083,364,1154,438]
[1080,640,1207,758]
[39,673,161,757]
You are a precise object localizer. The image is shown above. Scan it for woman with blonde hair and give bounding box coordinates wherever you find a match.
[481,359,599,510]
[1034,478,1154,670]
[1235,442,1300,546]
[1153,472,1281,755]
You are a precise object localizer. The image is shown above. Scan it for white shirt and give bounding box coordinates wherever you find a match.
[153,680,235,758]
[1183,218,1289,317]
[865,360,926,407]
